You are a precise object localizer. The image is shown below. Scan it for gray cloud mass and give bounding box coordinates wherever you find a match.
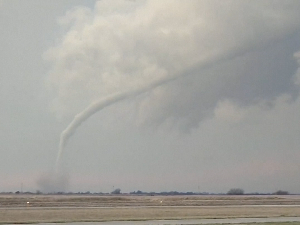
[1,0,300,193]
[45,0,300,132]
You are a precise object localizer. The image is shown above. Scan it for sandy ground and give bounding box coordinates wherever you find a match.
[0,195,300,224]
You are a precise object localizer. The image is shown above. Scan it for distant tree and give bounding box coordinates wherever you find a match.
[227,188,244,195]
[273,190,289,195]
[111,188,121,194]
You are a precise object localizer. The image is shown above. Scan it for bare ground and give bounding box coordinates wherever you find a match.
[0,195,300,224]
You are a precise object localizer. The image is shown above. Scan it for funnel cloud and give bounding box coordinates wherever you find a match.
[3,0,300,194]
[51,1,300,169]
[1,0,299,193]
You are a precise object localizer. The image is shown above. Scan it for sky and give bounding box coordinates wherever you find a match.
[1,0,300,194]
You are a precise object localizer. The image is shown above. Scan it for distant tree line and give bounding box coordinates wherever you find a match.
[0,188,291,195]
[273,190,289,195]
[226,188,289,195]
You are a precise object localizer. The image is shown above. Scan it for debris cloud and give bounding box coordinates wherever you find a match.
[37,172,69,193]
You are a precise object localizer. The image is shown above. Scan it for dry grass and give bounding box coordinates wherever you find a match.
[209,223,300,225]
[1,194,300,207]
[1,206,300,224]
[0,195,300,223]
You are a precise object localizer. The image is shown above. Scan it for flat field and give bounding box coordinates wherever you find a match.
[0,195,300,224]
[194,223,300,225]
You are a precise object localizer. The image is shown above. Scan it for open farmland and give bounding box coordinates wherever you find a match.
[0,195,300,224]
[1,194,300,208]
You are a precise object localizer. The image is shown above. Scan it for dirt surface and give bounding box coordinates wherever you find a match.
[0,195,300,224]
[1,194,300,208]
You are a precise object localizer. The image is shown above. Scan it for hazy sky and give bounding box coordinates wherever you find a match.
[1,0,300,194]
